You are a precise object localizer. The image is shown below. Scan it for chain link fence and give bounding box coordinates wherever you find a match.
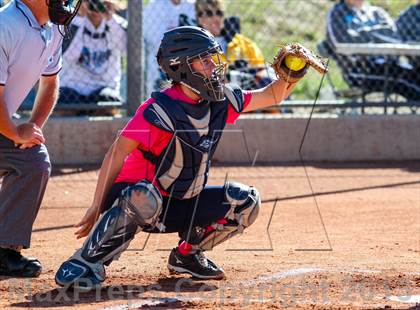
[55,1,128,116]
[2,0,418,116]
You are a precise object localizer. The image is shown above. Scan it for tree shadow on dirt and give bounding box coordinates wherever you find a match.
[305,160,420,174]
[50,164,100,177]
[215,160,420,173]
[9,276,218,308]
[261,178,420,204]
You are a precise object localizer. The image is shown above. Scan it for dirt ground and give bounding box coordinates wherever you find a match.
[0,162,419,309]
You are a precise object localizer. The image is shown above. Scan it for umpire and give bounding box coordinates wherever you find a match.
[0,0,80,277]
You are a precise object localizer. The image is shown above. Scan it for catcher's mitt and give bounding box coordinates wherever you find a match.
[272,43,328,83]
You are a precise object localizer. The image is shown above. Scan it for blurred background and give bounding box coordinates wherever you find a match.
[2,0,419,116]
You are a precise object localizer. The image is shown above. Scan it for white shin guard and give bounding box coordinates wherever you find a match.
[198,182,260,251]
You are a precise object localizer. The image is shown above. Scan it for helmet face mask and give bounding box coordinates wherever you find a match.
[157,26,227,102]
[187,47,227,102]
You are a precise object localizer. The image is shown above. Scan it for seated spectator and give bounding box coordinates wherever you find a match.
[195,0,273,91]
[396,2,420,71]
[58,0,127,113]
[143,0,196,96]
[326,0,420,101]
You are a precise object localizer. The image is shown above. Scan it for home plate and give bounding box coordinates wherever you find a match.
[386,295,420,303]
[99,298,180,310]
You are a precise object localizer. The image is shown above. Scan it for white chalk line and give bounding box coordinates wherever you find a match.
[99,298,179,310]
[240,267,383,287]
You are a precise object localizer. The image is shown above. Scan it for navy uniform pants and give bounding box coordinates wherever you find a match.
[102,182,230,243]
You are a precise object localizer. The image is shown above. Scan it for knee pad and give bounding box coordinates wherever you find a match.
[118,180,165,231]
[224,181,260,229]
[197,182,260,251]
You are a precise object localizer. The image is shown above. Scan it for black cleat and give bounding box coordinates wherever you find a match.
[167,248,225,280]
[0,248,42,278]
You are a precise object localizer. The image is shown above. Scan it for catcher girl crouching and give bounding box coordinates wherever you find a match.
[55,26,326,290]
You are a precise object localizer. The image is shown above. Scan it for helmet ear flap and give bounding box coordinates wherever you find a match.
[169,64,180,72]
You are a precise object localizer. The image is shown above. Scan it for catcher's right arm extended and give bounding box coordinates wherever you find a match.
[272,43,328,83]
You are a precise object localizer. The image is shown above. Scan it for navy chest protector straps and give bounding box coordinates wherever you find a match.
[142,85,244,199]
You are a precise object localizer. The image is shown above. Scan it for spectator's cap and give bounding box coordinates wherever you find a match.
[195,0,225,18]
[87,0,107,13]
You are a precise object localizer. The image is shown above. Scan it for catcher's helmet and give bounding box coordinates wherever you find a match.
[47,0,82,26]
[157,26,226,102]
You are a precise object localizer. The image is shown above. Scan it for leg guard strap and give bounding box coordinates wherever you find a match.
[196,182,260,251]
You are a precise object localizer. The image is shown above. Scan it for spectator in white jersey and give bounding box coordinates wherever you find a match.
[0,0,80,278]
[58,0,127,112]
[143,0,196,96]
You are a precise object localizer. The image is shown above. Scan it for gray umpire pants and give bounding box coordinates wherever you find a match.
[0,134,51,248]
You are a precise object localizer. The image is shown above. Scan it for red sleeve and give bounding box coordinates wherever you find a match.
[121,99,172,153]
[225,91,252,124]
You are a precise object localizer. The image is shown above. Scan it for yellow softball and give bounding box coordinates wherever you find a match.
[284,55,307,71]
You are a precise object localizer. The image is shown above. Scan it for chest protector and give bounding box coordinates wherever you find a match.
[142,85,245,199]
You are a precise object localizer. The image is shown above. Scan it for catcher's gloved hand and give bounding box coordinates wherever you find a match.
[272,43,328,83]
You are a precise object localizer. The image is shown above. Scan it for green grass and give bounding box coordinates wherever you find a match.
[224,0,417,98]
